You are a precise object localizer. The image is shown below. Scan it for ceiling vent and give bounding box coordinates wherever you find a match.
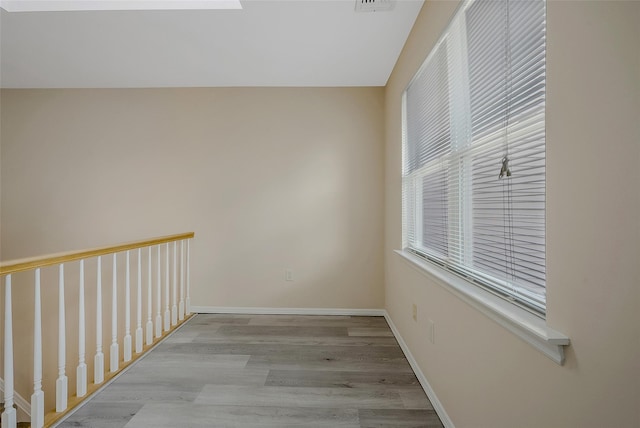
[355,0,395,13]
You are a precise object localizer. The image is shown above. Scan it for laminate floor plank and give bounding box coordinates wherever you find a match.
[91,383,202,403]
[348,327,395,337]
[358,409,443,428]
[135,352,251,368]
[265,369,421,388]
[190,334,399,347]
[246,355,415,373]
[118,367,270,387]
[58,402,144,428]
[397,388,434,410]
[60,314,443,427]
[195,385,406,409]
[163,330,205,344]
[217,325,349,337]
[157,342,405,360]
[171,323,224,332]
[124,403,361,428]
[247,316,389,328]
[189,315,252,325]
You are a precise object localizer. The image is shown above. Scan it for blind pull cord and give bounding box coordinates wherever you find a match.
[499,156,511,179]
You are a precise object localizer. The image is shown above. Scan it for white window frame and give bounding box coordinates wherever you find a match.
[398,0,569,364]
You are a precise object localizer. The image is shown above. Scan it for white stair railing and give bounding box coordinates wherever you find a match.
[0,232,194,428]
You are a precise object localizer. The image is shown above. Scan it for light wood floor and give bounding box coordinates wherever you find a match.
[59,314,443,428]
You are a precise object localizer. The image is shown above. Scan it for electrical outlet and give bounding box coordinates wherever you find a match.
[428,319,435,344]
[412,304,417,321]
[285,269,294,281]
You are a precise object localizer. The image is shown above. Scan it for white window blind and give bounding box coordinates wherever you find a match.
[402,0,546,314]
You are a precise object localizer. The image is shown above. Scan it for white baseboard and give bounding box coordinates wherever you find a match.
[0,377,31,416]
[383,311,454,428]
[191,306,386,317]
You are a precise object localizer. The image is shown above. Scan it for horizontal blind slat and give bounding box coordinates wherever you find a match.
[403,0,546,314]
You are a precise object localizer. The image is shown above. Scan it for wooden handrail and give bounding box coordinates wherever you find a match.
[0,232,195,276]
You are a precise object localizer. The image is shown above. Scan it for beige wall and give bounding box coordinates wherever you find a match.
[1,87,385,310]
[384,1,640,427]
[0,87,385,410]
[1,1,639,426]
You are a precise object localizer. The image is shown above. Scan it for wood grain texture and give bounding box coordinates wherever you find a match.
[0,232,194,275]
[359,409,442,428]
[125,403,361,428]
[59,314,443,428]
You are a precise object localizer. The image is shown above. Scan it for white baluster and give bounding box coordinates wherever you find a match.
[171,241,178,326]
[146,246,154,345]
[77,260,87,397]
[179,240,185,321]
[135,248,143,354]
[95,256,104,383]
[186,239,191,315]
[2,274,17,428]
[110,254,119,373]
[31,269,44,428]
[164,243,170,331]
[56,264,68,412]
[156,245,162,338]
[124,251,132,362]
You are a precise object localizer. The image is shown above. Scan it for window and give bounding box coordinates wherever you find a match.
[402,0,546,314]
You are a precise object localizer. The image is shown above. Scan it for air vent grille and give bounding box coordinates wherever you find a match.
[355,0,395,13]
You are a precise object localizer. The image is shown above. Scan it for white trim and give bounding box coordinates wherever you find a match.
[394,250,570,365]
[383,311,454,428]
[191,306,386,317]
[0,377,31,416]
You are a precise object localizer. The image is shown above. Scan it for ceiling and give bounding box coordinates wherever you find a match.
[0,0,424,88]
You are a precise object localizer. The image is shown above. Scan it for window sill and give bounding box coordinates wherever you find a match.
[394,249,570,365]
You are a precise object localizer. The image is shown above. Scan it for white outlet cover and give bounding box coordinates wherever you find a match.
[285,269,294,281]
